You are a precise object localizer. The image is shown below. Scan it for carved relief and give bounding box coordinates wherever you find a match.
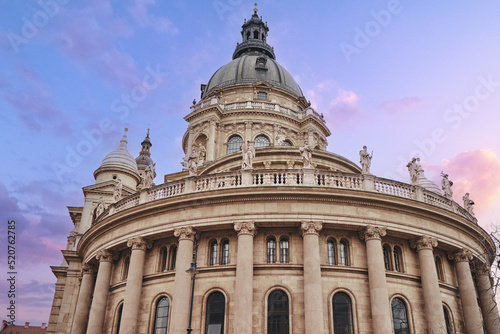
[358,225,387,242]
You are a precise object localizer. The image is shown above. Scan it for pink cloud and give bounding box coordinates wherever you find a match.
[127,0,178,35]
[379,97,424,115]
[427,149,500,215]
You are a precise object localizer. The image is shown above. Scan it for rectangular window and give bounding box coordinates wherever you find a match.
[257,91,267,100]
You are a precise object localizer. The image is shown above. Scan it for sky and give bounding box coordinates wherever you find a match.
[1,0,500,326]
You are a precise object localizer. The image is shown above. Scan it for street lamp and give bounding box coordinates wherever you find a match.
[186,232,198,334]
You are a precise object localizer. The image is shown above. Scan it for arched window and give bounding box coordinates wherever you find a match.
[339,240,348,266]
[221,240,230,265]
[153,297,170,334]
[206,291,225,334]
[123,256,130,280]
[332,292,354,334]
[267,238,276,263]
[160,247,168,272]
[280,238,289,264]
[327,239,336,265]
[169,246,177,270]
[394,246,402,272]
[227,135,242,154]
[115,303,123,334]
[210,241,218,266]
[443,305,452,334]
[282,140,292,146]
[253,30,259,39]
[255,135,270,148]
[268,290,289,334]
[383,245,391,271]
[435,256,444,281]
[391,298,410,334]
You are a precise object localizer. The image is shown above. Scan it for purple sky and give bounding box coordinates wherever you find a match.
[1,0,500,325]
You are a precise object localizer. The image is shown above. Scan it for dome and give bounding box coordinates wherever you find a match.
[202,55,304,98]
[136,155,153,170]
[100,129,139,176]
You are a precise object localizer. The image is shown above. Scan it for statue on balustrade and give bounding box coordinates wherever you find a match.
[113,178,122,202]
[144,162,156,188]
[275,129,285,146]
[359,145,373,174]
[187,149,199,175]
[198,144,206,165]
[406,157,420,185]
[300,140,313,168]
[463,193,475,215]
[94,197,106,219]
[241,140,255,170]
[441,173,453,199]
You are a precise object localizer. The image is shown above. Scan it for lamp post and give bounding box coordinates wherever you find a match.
[186,232,198,334]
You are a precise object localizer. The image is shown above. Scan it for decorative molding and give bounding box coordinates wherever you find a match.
[174,226,196,241]
[410,235,438,251]
[234,221,257,237]
[358,225,387,242]
[448,248,473,262]
[127,236,153,251]
[95,249,118,263]
[81,263,96,275]
[300,221,323,236]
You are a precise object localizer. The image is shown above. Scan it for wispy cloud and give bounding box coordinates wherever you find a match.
[379,97,424,115]
[127,0,178,35]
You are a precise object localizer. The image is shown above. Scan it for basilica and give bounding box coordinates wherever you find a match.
[47,7,499,334]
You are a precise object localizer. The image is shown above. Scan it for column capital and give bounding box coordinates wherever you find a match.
[174,226,196,241]
[95,249,118,262]
[448,248,473,262]
[475,262,491,276]
[358,225,386,242]
[234,221,257,237]
[300,221,323,236]
[126,236,153,251]
[410,235,438,251]
[81,263,96,275]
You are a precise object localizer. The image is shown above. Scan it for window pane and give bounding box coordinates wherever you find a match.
[443,306,452,334]
[282,140,292,146]
[222,241,229,265]
[161,248,168,271]
[333,292,353,334]
[327,240,336,265]
[210,242,218,266]
[383,246,391,271]
[206,292,225,334]
[227,135,242,154]
[268,290,289,334]
[255,135,270,148]
[170,246,177,270]
[116,304,123,334]
[257,92,267,100]
[391,298,410,334]
[394,248,401,272]
[153,297,170,334]
[280,239,289,263]
[339,242,348,266]
[267,239,276,263]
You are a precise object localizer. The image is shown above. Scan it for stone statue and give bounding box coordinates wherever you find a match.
[406,157,420,185]
[299,140,313,168]
[359,145,373,174]
[187,149,199,175]
[241,140,255,170]
[441,173,453,199]
[144,163,156,188]
[113,178,122,202]
[198,144,206,165]
[95,197,105,218]
[463,193,475,215]
[275,129,285,146]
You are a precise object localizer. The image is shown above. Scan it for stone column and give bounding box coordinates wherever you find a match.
[300,221,325,334]
[71,264,96,334]
[448,248,483,334]
[476,263,500,334]
[359,225,392,334]
[86,249,117,334]
[207,118,217,161]
[119,237,152,334]
[169,226,196,333]
[410,236,446,333]
[187,127,194,155]
[233,222,257,334]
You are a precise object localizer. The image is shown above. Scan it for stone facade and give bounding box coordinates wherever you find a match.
[47,8,499,334]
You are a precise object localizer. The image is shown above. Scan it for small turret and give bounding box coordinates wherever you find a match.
[135,128,154,178]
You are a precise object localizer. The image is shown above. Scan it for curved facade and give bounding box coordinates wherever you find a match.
[47,9,499,334]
